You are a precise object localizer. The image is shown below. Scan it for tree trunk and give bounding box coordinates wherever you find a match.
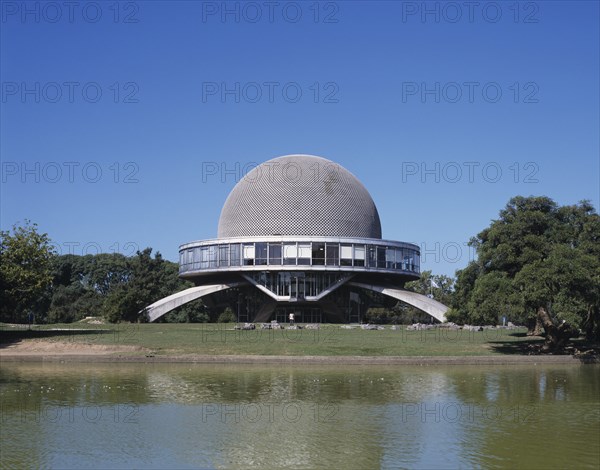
[537,306,576,352]
[527,315,544,336]
[583,305,599,341]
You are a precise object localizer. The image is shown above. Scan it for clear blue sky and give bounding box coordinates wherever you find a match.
[1,0,599,277]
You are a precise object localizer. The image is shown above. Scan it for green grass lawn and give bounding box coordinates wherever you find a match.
[0,323,542,356]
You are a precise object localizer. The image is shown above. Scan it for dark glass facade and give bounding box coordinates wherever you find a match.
[249,271,348,298]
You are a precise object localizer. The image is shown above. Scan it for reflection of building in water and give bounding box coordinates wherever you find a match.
[3,364,597,469]
[145,155,448,323]
[140,367,462,469]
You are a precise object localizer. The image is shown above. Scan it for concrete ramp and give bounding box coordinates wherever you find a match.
[144,283,241,322]
[349,282,449,323]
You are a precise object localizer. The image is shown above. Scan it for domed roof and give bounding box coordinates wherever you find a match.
[217,155,382,239]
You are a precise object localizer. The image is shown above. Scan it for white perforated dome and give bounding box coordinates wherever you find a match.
[217,155,382,239]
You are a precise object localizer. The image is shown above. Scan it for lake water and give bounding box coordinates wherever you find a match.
[1,362,598,469]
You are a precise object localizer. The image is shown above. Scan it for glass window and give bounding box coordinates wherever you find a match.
[403,249,419,272]
[255,243,267,265]
[298,244,310,258]
[340,245,353,259]
[192,248,200,270]
[377,246,386,268]
[230,244,240,266]
[243,243,255,266]
[268,243,282,265]
[312,242,325,265]
[368,246,376,268]
[326,243,339,266]
[341,244,353,266]
[278,272,290,296]
[298,244,311,258]
[283,243,297,265]
[386,248,395,269]
[354,245,365,267]
[218,245,229,267]
[208,245,218,268]
[243,244,255,259]
[298,243,311,265]
[394,249,403,270]
[200,247,209,269]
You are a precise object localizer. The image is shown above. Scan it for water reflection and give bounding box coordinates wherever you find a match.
[1,363,598,469]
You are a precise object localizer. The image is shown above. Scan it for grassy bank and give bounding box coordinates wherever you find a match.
[0,323,550,357]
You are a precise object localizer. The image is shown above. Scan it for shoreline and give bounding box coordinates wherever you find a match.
[1,353,597,365]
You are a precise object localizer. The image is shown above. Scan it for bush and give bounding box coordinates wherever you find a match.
[218,307,236,323]
[365,307,396,324]
[445,308,467,325]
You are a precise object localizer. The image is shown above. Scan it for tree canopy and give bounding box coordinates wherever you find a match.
[0,221,55,323]
[449,196,600,349]
[0,221,207,324]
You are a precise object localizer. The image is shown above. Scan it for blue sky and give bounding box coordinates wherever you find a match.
[1,0,599,277]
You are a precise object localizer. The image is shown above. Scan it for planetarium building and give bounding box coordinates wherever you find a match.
[146,155,448,323]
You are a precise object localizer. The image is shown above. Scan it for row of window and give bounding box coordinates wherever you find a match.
[250,272,347,298]
[180,242,420,272]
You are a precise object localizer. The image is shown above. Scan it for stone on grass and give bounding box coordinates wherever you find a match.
[407,323,436,331]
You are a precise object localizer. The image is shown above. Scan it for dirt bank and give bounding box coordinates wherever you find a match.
[0,340,148,356]
[1,344,597,365]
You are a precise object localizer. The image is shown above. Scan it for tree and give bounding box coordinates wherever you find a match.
[405,270,455,306]
[0,220,206,324]
[43,253,129,323]
[514,245,599,349]
[102,248,172,322]
[0,221,56,323]
[101,248,201,323]
[465,271,515,325]
[218,307,236,323]
[452,196,600,350]
[447,262,480,324]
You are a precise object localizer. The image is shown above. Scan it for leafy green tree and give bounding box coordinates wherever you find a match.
[100,248,206,323]
[102,248,176,322]
[217,307,236,323]
[447,262,480,324]
[515,245,599,348]
[43,253,129,323]
[40,249,206,324]
[465,271,515,325]
[0,221,56,323]
[84,253,130,296]
[452,196,600,349]
[47,284,102,323]
[0,221,207,324]
[364,307,393,324]
[405,270,455,306]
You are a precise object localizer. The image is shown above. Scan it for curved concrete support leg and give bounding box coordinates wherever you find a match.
[144,283,242,322]
[349,282,449,323]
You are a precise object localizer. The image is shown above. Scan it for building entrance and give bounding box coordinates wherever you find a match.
[275,306,322,324]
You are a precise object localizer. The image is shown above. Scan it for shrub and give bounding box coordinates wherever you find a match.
[218,307,236,323]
